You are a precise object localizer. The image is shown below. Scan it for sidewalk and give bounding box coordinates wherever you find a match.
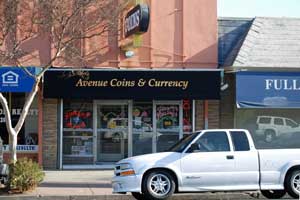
[0,170,291,200]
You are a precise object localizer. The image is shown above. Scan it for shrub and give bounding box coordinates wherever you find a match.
[9,158,45,192]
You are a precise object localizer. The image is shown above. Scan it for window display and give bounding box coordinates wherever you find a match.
[182,100,192,133]
[0,93,38,149]
[156,104,180,152]
[63,100,93,164]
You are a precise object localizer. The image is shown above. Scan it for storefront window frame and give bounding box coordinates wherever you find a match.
[59,99,196,168]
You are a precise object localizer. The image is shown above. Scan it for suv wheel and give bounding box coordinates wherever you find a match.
[264,130,275,142]
[143,170,175,200]
[285,169,300,198]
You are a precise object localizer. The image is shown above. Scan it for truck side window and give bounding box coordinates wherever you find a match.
[230,131,250,151]
[195,131,230,152]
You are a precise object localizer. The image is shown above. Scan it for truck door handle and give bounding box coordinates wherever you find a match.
[226,155,234,160]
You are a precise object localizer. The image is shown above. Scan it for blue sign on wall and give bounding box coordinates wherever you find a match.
[0,67,35,92]
[237,71,300,108]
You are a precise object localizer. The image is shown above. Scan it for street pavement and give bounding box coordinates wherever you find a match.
[0,170,295,199]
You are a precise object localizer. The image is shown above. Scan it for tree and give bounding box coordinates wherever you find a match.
[0,0,129,163]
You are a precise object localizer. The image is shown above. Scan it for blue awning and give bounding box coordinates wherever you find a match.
[236,71,300,108]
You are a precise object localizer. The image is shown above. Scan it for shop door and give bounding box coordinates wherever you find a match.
[154,101,183,152]
[95,102,129,162]
[132,102,154,156]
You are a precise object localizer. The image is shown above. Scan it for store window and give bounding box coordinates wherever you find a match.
[0,93,38,149]
[132,102,153,156]
[236,109,300,149]
[63,100,93,164]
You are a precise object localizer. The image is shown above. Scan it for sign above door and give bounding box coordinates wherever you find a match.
[44,69,221,100]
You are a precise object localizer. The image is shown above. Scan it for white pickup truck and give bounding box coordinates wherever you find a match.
[112,129,300,200]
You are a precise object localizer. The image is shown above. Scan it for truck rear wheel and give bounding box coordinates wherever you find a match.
[142,170,175,200]
[261,190,286,199]
[285,169,300,198]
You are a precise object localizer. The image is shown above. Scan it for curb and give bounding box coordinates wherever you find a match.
[0,193,259,200]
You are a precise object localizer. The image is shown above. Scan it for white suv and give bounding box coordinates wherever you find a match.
[255,116,300,142]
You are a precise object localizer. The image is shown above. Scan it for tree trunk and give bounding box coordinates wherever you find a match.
[10,133,17,163]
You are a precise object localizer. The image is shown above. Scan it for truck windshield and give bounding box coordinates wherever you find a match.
[167,132,200,152]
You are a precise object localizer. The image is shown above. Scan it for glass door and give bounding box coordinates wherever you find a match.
[154,101,183,152]
[96,102,128,162]
[132,102,154,156]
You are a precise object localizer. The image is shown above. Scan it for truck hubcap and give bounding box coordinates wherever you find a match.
[149,174,171,196]
[292,173,300,193]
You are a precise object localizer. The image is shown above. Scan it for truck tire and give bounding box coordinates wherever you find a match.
[264,130,275,143]
[142,170,175,200]
[261,190,286,199]
[285,169,300,198]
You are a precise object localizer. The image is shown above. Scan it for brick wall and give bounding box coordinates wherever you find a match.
[208,100,220,129]
[220,74,235,128]
[3,153,38,163]
[42,99,58,169]
[195,100,220,130]
[195,100,204,130]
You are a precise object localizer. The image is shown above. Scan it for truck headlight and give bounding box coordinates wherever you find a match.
[118,163,135,176]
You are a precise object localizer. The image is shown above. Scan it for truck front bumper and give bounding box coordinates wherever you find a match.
[112,174,142,193]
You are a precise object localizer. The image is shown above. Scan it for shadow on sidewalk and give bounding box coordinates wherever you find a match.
[39,182,112,188]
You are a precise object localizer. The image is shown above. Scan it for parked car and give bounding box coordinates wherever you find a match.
[112,129,300,200]
[255,115,300,142]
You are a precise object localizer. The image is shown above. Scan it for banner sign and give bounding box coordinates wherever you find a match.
[0,67,35,92]
[44,70,221,100]
[124,4,150,38]
[3,145,38,152]
[237,71,300,108]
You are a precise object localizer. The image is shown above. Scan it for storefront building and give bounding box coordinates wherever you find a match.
[219,17,300,149]
[40,0,220,169]
[43,69,220,168]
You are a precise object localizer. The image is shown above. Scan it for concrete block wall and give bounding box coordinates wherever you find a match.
[42,99,58,169]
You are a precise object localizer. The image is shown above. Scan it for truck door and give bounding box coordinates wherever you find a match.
[229,131,260,190]
[180,131,235,190]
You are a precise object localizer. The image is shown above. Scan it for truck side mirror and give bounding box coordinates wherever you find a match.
[189,143,200,153]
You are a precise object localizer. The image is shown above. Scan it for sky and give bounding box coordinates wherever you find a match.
[218,0,300,18]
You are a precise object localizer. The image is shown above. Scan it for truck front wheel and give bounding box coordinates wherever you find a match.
[142,170,175,200]
[285,169,300,199]
[261,190,286,199]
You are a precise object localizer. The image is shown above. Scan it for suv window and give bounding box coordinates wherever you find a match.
[274,118,284,125]
[286,119,298,128]
[195,131,230,152]
[259,117,271,124]
[230,131,250,151]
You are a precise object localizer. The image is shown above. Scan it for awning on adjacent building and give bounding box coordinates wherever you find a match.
[43,69,221,100]
[236,71,300,108]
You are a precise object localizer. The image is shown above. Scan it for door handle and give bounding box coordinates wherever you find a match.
[226,155,234,160]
